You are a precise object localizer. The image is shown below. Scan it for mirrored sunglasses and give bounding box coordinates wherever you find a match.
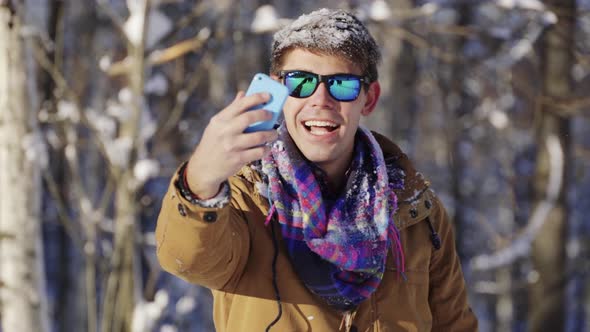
[279,70,369,102]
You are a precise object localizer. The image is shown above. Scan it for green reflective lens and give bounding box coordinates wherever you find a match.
[285,72,318,98]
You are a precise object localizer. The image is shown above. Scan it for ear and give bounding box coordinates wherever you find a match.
[361,81,380,116]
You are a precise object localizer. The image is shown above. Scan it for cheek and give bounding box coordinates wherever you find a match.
[342,106,362,126]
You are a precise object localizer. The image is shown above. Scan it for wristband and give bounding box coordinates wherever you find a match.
[174,161,230,208]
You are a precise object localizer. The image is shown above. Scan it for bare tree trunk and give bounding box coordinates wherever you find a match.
[0,4,49,332]
[102,2,150,331]
[363,0,414,142]
[446,2,473,263]
[528,1,574,331]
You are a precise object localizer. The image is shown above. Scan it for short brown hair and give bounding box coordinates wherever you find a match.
[270,8,381,82]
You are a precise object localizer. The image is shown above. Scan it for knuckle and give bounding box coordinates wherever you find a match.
[236,153,249,165]
[209,114,221,126]
[229,153,242,166]
[222,139,234,153]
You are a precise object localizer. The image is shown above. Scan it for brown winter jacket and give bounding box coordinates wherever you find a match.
[156,133,478,332]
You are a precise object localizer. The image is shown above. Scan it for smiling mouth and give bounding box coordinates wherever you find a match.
[302,120,340,135]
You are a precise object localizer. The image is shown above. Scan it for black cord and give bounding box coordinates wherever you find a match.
[426,217,442,250]
[265,219,283,331]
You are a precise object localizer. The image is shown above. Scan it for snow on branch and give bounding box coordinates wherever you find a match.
[471,134,564,271]
[22,132,49,170]
[362,2,438,22]
[496,0,545,11]
[251,5,291,34]
[124,6,172,49]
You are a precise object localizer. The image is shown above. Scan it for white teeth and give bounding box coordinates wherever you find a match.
[303,120,338,127]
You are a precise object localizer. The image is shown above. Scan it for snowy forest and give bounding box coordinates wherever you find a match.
[0,0,589,331]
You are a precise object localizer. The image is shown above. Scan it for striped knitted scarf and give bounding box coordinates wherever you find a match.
[261,124,405,311]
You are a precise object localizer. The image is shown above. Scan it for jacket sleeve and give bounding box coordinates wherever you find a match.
[155,168,251,291]
[428,197,479,331]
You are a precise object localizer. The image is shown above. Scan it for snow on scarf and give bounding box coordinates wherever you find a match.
[261,124,405,311]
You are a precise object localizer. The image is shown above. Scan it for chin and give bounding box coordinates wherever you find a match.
[298,145,337,164]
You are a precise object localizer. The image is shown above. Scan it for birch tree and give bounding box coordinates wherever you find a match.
[0,2,49,331]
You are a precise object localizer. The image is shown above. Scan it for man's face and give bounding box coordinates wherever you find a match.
[276,49,380,175]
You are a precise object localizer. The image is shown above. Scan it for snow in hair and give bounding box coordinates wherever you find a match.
[271,8,381,82]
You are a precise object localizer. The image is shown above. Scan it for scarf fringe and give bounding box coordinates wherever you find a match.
[388,222,406,278]
[265,203,276,226]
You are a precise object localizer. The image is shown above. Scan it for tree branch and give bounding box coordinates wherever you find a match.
[471,134,564,271]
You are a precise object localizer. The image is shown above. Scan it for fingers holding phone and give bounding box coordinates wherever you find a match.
[185,74,286,198]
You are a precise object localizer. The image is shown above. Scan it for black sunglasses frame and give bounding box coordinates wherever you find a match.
[278,70,370,102]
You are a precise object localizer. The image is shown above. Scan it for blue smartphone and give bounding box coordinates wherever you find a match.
[243,73,289,133]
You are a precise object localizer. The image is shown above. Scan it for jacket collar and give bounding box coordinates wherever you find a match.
[371,132,434,230]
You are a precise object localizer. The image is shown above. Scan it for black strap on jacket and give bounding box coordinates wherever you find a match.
[426,217,442,250]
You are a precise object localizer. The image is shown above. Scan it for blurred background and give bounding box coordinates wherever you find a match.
[0,0,589,331]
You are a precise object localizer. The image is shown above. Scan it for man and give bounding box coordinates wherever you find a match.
[156,8,478,332]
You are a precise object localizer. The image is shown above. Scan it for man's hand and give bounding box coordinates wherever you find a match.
[185,91,279,198]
